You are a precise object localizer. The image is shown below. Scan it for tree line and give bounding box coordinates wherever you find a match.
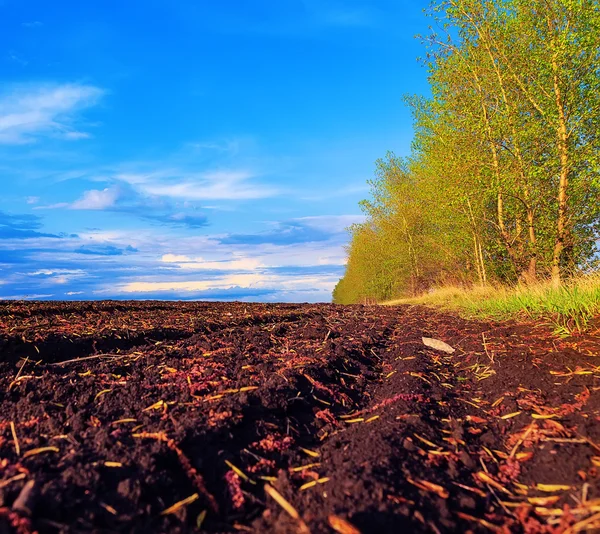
[333,0,600,305]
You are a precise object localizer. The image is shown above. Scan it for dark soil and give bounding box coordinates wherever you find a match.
[1,301,599,533]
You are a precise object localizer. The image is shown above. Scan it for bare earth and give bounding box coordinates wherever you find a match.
[0,301,599,533]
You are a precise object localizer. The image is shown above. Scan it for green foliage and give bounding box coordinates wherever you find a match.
[333,0,600,304]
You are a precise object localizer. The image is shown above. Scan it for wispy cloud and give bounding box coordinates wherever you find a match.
[0,83,104,144]
[21,21,43,28]
[63,131,91,140]
[118,169,278,201]
[161,254,264,271]
[113,267,341,303]
[8,51,28,66]
[121,274,266,294]
[28,268,86,285]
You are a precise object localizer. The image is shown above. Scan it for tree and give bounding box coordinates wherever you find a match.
[334,0,600,304]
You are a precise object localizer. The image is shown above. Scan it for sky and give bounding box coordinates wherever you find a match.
[0,0,431,303]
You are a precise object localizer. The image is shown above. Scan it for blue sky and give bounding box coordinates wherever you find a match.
[0,0,430,302]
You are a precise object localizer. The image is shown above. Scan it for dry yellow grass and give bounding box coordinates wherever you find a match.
[384,272,600,334]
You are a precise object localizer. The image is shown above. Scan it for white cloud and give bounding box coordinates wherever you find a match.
[28,268,86,285]
[62,131,91,140]
[156,232,350,269]
[117,169,277,201]
[162,254,192,263]
[71,187,120,210]
[0,213,348,302]
[0,83,104,144]
[29,269,85,276]
[318,254,348,265]
[122,273,266,293]
[117,269,341,297]
[161,254,264,271]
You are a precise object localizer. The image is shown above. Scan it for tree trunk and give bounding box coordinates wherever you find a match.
[478,239,488,285]
[463,9,539,280]
[466,198,487,286]
[551,52,569,287]
[521,185,538,283]
[526,206,538,282]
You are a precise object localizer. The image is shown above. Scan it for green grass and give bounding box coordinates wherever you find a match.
[384,273,600,335]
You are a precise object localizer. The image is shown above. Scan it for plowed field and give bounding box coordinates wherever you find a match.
[1,302,599,533]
